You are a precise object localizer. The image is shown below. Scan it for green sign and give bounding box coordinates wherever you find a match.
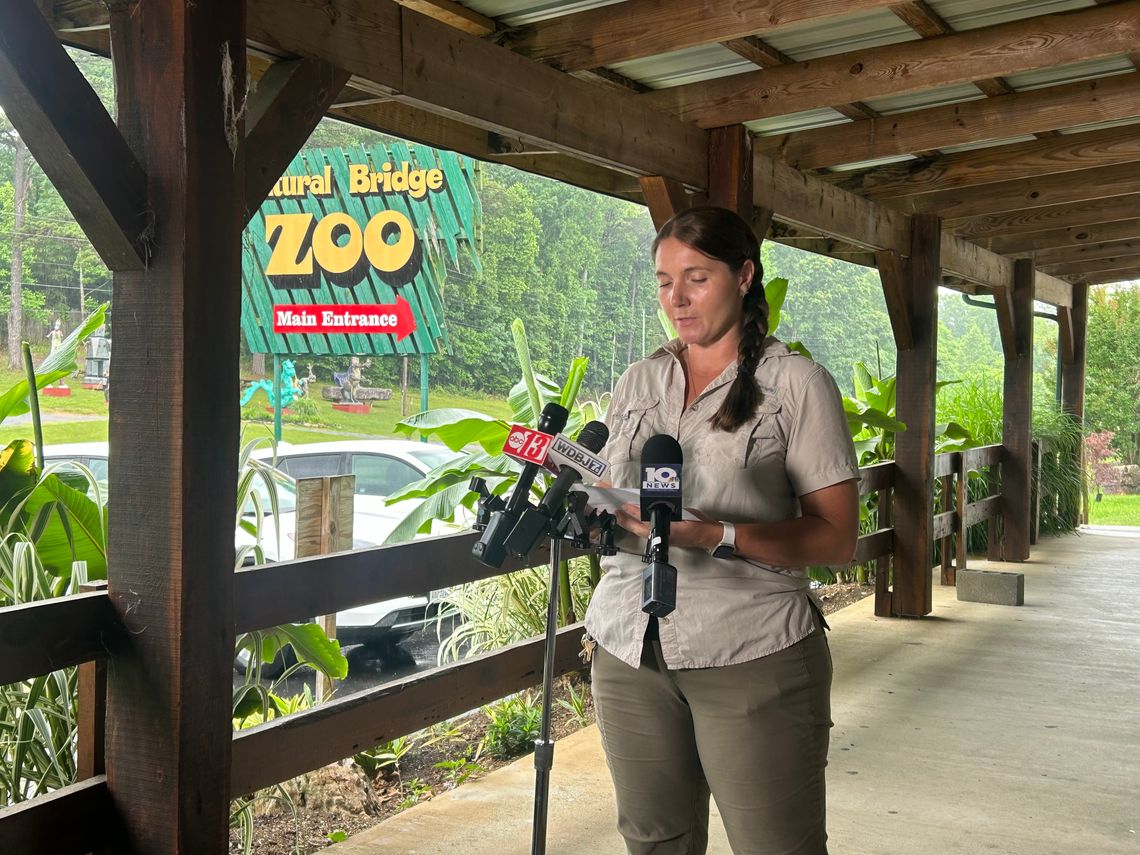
[241,142,481,355]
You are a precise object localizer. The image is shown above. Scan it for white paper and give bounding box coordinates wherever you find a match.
[580,485,701,521]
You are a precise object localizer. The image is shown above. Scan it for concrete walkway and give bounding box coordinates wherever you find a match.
[331,530,1140,854]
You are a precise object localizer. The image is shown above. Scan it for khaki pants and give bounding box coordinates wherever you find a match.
[591,621,832,855]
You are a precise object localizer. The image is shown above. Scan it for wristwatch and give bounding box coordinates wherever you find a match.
[711,521,736,559]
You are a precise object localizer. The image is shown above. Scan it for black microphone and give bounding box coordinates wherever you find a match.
[472,402,569,568]
[504,420,610,559]
[639,434,683,618]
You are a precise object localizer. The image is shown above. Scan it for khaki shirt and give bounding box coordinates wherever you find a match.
[584,337,860,669]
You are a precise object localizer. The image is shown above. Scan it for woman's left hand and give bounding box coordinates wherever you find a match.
[613,503,721,551]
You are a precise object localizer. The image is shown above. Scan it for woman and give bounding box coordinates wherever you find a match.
[585,206,860,855]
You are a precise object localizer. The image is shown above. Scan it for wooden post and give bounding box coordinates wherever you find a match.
[295,476,355,702]
[999,258,1036,561]
[889,214,940,617]
[76,580,106,783]
[104,2,245,850]
[1059,282,1089,527]
[955,453,968,575]
[708,125,752,220]
[874,487,893,617]
[940,475,954,585]
[1030,439,1042,546]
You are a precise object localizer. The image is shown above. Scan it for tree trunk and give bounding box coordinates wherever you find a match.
[7,136,30,369]
[625,263,639,366]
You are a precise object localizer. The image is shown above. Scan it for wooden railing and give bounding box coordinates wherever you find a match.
[0,447,1010,853]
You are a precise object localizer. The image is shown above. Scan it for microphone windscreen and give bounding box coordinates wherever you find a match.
[537,402,570,435]
[577,420,609,453]
[641,433,683,467]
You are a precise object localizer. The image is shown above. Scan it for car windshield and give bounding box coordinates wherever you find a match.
[242,471,297,515]
[409,448,462,472]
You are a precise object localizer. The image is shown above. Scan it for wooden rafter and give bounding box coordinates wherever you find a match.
[1041,252,1140,277]
[642,2,1140,128]
[837,123,1140,200]
[755,71,1140,170]
[244,58,351,220]
[893,161,1140,220]
[390,0,495,36]
[972,218,1140,256]
[639,176,691,231]
[875,249,914,349]
[1082,264,1140,284]
[503,0,902,73]
[947,194,1140,242]
[0,0,149,270]
[1033,239,1140,267]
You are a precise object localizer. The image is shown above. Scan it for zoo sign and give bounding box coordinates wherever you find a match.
[241,142,480,356]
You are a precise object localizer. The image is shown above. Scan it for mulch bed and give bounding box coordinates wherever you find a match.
[229,583,873,853]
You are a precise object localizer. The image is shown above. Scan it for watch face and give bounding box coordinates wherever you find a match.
[713,544,734,559]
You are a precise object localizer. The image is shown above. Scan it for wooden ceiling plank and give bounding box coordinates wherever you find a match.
[1033,239,1140,267]
[947,194,1140,241]
[390,0,495,36]
[504,0,902,73]
[755,71,1140,170]
[838,123,1140,199]
[643,1,1140,127]
[244,58,351,221]
[0,0,148,270]
[1082,264,1140,283]
[1040,252,1140,277]
[980,218,1140,255]
[894,160,1140,220]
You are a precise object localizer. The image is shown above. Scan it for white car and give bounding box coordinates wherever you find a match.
[42,441,464,655]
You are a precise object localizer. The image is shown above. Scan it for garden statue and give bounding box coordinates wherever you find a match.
[334,356,372,404]
[240,358,305,408]
[46,320,67,389]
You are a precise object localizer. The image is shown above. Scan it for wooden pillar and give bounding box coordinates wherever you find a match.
[998,259,1036,561]
[888,214,940,617]
[104,2,245,851]
[1059,282,1088,527]
[639,175,690,231]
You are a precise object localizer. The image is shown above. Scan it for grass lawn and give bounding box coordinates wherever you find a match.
[1087,494,1140,526]
[0,382,517,449]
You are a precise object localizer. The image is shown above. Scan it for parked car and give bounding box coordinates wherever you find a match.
[42,442,463,665]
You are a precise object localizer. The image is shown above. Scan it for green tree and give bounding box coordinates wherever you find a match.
[1086,284,1140,463]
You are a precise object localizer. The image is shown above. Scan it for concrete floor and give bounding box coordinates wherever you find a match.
[331,530,1140,854]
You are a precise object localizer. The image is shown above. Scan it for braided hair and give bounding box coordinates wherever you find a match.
[652,206,769,432]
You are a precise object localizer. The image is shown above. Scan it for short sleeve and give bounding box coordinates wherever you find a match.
[784,365,860,497]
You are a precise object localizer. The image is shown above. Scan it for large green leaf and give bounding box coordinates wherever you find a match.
[249,623,348,679]
[0,304,106,424]
[785,340,813,360]
[395,408,510,454]
[763,277,788,334]
[511,319,542,424]
[386,451,517,502]
[657,307,677,340]
[844,398,908,433]
[383,479,494,544]
[508,374,561,424]
[559,356,589,411]
[0,440,38,514]
[853,362,874,403]
[19,474,108,580]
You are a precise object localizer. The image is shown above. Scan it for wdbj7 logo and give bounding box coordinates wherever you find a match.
[642,465,680,491]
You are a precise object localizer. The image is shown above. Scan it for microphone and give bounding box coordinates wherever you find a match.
[504,421,610,559]
[639,434,683,618]
[472,402,569,568]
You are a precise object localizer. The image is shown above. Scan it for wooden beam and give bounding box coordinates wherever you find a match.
[1059,281,1088,527]
[639,176,691,231]
[245,58,351,221]
[884,160,1140,219]
[837,123,1140,200]
[391,0,495,36]
[643,2,1140,127]
[0,591,122,685]
[1033,272,1073,309]
[947,193,1140,242]
[0,0,149,270]
[1033,238,1140,267]
[940,233,1012,290]
[708,125,753,221]
[0,776,118,855]
[391,6,710,188]
[875,250,914,349]
[976,217,1140,255]
[503,0,901,73]
[756,72,1140,170]
[1057,305,1076,365]
[994,280,1018,358]
[232,624,585,795]
[892,213,940,617]
[1041,252,1140,277]
[754,152,911,252]
[105,1,244,849]
[999,258,1036,561]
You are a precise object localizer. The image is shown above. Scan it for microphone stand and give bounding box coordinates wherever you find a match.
[531,532,561,855]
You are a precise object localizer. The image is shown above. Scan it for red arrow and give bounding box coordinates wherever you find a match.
[393,295,416,342]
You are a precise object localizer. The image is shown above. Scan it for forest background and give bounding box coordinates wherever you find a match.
[1,49,1138,466]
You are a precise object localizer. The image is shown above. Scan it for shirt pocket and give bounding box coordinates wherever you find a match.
[605,397,660,464]
[692,397,784,469]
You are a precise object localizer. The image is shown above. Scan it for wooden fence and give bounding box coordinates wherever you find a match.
[0,445,1009,853]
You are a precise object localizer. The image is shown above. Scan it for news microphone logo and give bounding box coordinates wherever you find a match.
[642,465,680,491]
[547,434,608,483]
[502,424,554,465]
